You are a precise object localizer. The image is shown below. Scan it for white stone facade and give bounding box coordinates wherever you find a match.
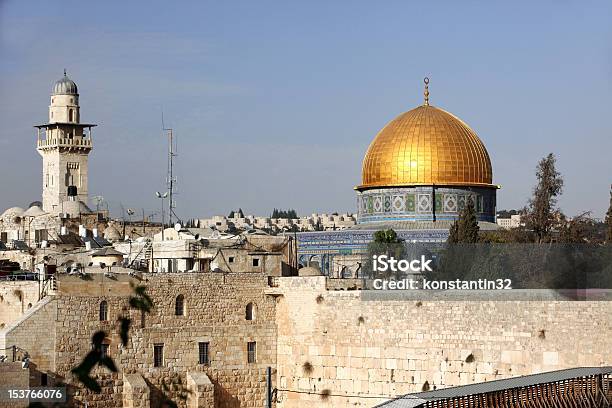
[199,212,356,233]
[36,73,95,215]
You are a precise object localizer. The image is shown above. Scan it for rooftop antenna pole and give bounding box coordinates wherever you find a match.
[162,110,178,225]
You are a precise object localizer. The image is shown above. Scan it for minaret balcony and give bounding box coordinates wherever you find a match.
[37,137,92,150]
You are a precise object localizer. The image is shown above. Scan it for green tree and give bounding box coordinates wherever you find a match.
[364,229,406,279]
[271,208,298,219]
[447,197,479,243]
[373,229,399,243]
[524,153,564,243]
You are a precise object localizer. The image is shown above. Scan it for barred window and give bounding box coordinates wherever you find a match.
[247,341,256,364]
[175,294,184,316]
[99,301,108,321]
[198,342,210,365]
[101,343,109,359]
[153,344,164,367]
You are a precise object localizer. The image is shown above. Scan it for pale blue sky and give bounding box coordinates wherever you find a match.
[1,0,611,220]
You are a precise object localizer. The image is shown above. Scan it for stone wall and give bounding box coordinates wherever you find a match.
[51,273,277,408]
[186,372,214,408]
[0,280,40,329]
[0,296,56,371]
[123,373,150,408]
[273,276,612,407]
[0,362,30,408]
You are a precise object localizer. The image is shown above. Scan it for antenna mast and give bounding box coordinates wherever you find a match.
[162,112,178,225]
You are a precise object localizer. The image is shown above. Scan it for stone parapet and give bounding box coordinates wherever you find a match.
[186,371,214,408]
[123,373,150,408]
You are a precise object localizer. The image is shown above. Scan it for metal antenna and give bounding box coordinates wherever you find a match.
[162,110,178,225]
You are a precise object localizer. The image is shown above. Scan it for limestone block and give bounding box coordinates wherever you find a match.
[186,372,214,408]
[123,373,150,408]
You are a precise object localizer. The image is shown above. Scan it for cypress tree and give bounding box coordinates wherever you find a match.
[458,197,480,243]
[525,153,564,243]
[447,197,479,243]
[448,220,459,244]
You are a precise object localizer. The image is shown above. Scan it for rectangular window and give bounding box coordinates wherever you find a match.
[198,342,210,365]
[40,373,48,387]
[0,232,6,243]
[101,344,109,359]
[252,258,260,267]
[153,343,164,367]
[35,229,48,243]
[247,341,256,364]
[228,256,235,263]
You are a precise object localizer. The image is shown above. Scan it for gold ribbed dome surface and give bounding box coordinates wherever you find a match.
[359,104,493,189]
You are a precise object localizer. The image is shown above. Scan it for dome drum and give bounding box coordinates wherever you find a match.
[357,185,496,224]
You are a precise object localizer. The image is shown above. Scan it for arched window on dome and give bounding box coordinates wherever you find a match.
[69,109,74,122]
[175,294,185,316]
[99,300,108,321]
[246,303,255,321]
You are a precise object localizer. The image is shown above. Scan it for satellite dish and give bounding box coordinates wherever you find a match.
[174,223,182,231]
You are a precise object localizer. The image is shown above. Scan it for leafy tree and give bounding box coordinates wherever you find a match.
[558,212,606,244]
[524,153,564,243]
[373,229,399,243]
[364,229,406,279]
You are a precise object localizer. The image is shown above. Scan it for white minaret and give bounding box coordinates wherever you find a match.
[35,71,96,215]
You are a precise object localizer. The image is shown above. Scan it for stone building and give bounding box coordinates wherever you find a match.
[111,225,297,276]
[1,272,278,408]
[496,214,523,229]
[35,71,97,216]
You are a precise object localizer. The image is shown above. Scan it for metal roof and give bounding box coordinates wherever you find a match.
[52,73,78,95]
[375,366,612,408]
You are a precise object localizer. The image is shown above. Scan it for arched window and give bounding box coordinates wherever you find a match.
[99,300,108,321]
[69,109,74,122]
[175,295,185,316]
[246,303,255,321]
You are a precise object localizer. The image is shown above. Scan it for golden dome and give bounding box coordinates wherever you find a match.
[358,97,493,190]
